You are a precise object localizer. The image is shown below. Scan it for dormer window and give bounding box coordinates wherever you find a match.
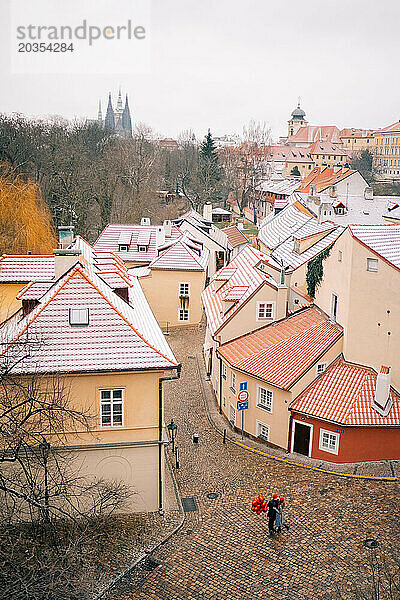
[119,244,129,252]
[293,240,300,254]
[138,245,147,252]
[69,308,89,326]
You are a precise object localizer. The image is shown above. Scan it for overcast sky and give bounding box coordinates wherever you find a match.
[1,0,399,140]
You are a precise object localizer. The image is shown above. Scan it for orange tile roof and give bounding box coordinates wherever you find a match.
[340,128,374,139]
[296,167,356,194]
[375,121,400,135]
[222,225,249,248]
[218,306,342,389]
[291,357,400,426]
[289,125,341,145]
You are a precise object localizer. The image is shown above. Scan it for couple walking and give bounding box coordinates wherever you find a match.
[266,493,288,535]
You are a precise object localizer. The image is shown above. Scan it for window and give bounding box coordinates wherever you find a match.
[257,386,273,413]
[257,302,274,320]
[230,371,236,393]
[118,244,128,251]
[316,362,327,376]
[293,240,300,253]
[69,308,89,326]
[138,245,147,252]
[338,250,343,262]
[256,420,270,441]
[229,404,236,426]
[222,363,227,380]
[319,429,339,455]
[179,282,190,296]
[179,309,189,321]
[367,258,378,272]
[331,293,338,322]
[100,389,123,427]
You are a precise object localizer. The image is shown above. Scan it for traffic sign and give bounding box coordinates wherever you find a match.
[240,382,247,391]
[238,389,249,402]
[237,400,248,411]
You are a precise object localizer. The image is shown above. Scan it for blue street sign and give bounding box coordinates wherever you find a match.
[240,382,247,391]
[237,400,248,411]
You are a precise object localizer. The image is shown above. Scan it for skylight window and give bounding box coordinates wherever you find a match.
[69,308,89,326]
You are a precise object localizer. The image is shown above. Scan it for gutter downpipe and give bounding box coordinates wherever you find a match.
[158,364,182,512]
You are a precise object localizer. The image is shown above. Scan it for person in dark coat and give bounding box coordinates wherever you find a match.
[266,493,279,535]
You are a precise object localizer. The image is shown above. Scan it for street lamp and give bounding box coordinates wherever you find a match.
[166,419,178,454]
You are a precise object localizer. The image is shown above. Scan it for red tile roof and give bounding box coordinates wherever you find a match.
[222,225,249,248]
[289,125,341,145]
[291,358,400,426]
[296,167,357,194]
[349,224,400,271]
[202,246,277,336]
[218,307,342,389]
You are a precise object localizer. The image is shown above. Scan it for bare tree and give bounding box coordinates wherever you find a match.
[0,333,132,599]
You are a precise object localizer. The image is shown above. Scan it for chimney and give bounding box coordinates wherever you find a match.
[203,202,212,222]
[58,226,74,249]
[140,217,151,226]
[155,225,165,248]
[364,186,374,200]
[53,249,81,280]
[372,366,393,417]
[163,219,172,237]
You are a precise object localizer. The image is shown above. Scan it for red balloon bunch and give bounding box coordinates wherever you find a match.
[251,494,268,515]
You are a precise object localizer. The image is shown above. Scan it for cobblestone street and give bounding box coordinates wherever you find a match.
[106,326,400,600]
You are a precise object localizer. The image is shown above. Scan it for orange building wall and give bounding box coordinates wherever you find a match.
[291,413,400,463]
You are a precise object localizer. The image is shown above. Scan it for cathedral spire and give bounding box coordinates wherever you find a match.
[104,92,115,131]
[122,94,132,137]
[97,99,102,123]
[116,87,123,114]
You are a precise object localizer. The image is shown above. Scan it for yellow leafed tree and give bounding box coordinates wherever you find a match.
[0,167,56,255]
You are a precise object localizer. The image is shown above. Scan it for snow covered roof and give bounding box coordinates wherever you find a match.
[256,179,301,196]
[173,210,231,250]
[93,224,182,263]
[0,240,177,375]
[258,202,344,272]
[349,224,400,271]
[149,238,208,271]
[0,255,55,283]
[202,246,278,336]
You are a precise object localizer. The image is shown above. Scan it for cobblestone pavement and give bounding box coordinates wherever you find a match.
[106,326,400,600]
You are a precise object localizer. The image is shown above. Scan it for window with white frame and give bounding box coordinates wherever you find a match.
[179,309,189,321]
[138,245,147,252]
[316,362,327,376]
[100,389,123,427]
[69,308,89,326]
[118,244,129,251]
[222,363,227,380]
[319,428,339,454]
[257,302,274,320]
[256,420,270,441]
[229,404,236,425]
[257,386,273,412]
[230,371,236,393]
[366,258,378,272]
[179,282,190,296]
